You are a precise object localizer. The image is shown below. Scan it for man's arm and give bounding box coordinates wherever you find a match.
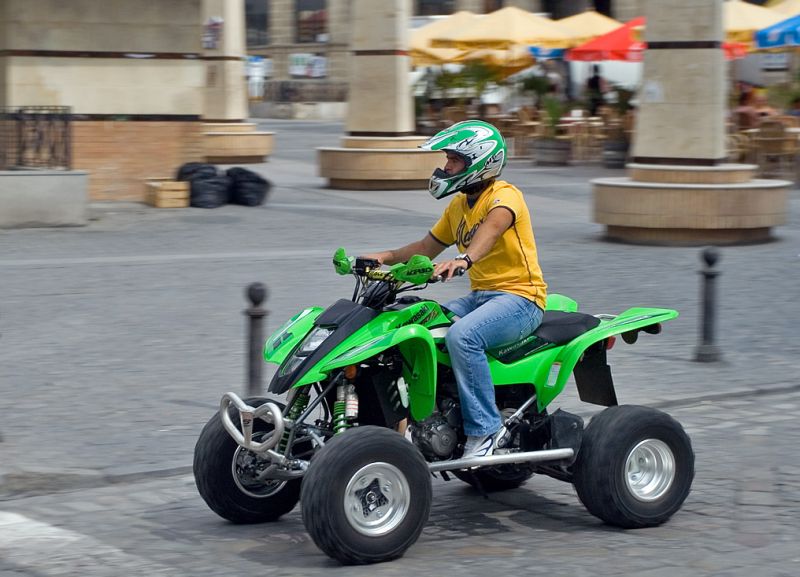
[433,207,513,279]
[363,233,447,266]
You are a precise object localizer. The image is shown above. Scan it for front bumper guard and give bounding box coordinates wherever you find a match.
[219,392,285,454]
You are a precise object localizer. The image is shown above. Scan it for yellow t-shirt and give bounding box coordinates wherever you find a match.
[429,180,547,309]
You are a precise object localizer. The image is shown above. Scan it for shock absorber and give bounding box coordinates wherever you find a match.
[278,389,310,452]
[333,383,359,434]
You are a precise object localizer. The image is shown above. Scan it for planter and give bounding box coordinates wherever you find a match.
[602,139,630,169]
[533,138,572,166]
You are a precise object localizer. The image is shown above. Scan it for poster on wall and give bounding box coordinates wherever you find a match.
[289,53,327,78]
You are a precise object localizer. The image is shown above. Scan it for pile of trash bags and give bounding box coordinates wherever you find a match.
[176,163,272,209]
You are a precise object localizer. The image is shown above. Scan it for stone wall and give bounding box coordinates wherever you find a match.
[72,121,204,201]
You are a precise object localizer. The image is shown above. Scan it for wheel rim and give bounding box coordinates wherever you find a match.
[231,445,287,498]
[625,438,675,502]
[343,462,410,537]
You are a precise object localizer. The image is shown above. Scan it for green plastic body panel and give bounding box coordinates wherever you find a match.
[272,300,449,420]
[537,306,679,409]
[263,307,323,365]
[322,325,437,421]
[545,293,578,312]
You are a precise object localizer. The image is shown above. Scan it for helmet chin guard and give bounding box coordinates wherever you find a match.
[420,120,507,199]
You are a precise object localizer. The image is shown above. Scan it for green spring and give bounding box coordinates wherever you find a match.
[333,400,348,434]
[278,391,310,452]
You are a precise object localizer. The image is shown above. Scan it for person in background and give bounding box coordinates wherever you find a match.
[586,64,608,117]
[754,92,778,118]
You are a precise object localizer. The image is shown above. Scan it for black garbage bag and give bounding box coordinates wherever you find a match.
[226,167,272,207]
[176,162,217,182]
[190,176,232,208]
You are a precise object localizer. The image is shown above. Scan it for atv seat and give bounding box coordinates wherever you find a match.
[534,311,601,345]
[488,310,601,364]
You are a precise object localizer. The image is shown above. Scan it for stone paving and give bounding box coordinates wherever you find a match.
[0,119,799,574]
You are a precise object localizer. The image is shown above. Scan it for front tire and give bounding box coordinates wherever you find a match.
[301,426,432,565]
[193,398,301,524]
[572,405,694,528]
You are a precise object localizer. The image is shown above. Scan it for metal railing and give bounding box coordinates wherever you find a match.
[0,106,71,170]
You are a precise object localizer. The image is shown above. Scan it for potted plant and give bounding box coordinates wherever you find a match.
[602,85,635,169]
[532,94,572,166]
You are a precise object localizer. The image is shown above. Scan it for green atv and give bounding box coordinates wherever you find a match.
[194,249,695,565]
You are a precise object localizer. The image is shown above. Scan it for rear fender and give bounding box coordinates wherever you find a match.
[263,307,324,365]
[539,307,679,408]
[321,325,437,421]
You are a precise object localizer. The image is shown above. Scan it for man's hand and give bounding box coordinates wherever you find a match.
[434,259,467,281]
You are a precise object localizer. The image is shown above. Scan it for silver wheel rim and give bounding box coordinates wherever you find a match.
[625,439,675,502]
[232,446,287,498]
[343,462,410,537]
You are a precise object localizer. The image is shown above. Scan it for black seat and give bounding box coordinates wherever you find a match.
[533,311,600,345]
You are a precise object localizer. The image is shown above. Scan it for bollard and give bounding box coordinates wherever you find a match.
[694,247,722,363]
[245,282,269,396]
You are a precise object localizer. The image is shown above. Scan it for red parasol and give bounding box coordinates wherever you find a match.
[566,17,747,62]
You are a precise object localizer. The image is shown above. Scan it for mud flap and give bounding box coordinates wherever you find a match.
[573,342,618,407]
[549,409,584,465]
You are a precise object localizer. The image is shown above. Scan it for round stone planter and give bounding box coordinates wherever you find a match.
[533,138,571,166]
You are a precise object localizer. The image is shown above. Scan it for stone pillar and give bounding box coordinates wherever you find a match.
[269,0,292,79]
[202,0,248,121]
[631,0,725,165]
[346,0,414,136]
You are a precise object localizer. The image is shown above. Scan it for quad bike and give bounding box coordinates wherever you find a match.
[194,249,695,565]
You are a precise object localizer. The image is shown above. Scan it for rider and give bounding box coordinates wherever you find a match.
[362,120,547,458]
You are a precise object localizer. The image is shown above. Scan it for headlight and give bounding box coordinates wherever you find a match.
[298,327,334,355]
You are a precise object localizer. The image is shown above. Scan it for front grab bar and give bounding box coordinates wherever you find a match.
[219,392,285,453]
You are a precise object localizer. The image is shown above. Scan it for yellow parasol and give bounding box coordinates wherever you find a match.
[766,0,800,13]
[409,11,479,66]
[556,10,622,45]
[430,6,576,50]
[452,44,536,78]
[724,0,785,44]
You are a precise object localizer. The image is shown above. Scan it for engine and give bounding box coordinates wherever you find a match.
[411,398,461,460]
[412,415,457,460]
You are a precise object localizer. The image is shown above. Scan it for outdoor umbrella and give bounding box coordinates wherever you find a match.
[755,13,800,49]
[556,10,622,45]
[766,0,800,16]
[430,6,576,50]
[566,17,748,62]
[724,0,785,44]
[410,11,479,66]
[453,44,536,77]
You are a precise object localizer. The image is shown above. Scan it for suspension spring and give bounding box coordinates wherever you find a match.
[278,390,310,452]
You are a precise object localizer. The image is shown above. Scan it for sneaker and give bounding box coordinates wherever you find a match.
[462,427,505,459]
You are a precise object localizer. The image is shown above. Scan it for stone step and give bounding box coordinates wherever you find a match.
[203,131,274,164]
[202,122,257,134]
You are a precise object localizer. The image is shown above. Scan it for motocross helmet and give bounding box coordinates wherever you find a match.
[420,120,507,199]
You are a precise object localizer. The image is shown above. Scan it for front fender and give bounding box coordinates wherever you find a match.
[321,325,437,421]
[539,307,679,408]
[263,307,324,365]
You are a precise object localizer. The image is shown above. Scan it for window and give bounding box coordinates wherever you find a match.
[245,0,270,47]
[296,0,328,44]
[415,0,455,16]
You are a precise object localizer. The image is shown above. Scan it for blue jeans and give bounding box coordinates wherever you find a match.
[444,291,543,437]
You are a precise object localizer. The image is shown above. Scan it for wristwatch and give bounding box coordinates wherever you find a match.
[454,253,473,269]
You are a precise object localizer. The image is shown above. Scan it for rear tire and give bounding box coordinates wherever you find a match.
[572,405,694,528]
[301,426,432,565]
[193,398,302,524]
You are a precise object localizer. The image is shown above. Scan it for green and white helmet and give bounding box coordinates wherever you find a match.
[420,119,507,199]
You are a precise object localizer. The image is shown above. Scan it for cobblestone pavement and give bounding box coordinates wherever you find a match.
[0,119,799,574]
[1,389,798,576]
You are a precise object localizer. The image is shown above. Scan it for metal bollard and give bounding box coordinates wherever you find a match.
[245,282,269,396]
[694,247,722,363]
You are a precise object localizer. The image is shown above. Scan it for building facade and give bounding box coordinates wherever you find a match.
[246,0,644,100]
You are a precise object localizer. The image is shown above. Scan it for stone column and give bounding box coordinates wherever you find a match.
[346,0,413,136]
[269,0,293,80]
[631,0,725,165]
[202,0,248,121]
